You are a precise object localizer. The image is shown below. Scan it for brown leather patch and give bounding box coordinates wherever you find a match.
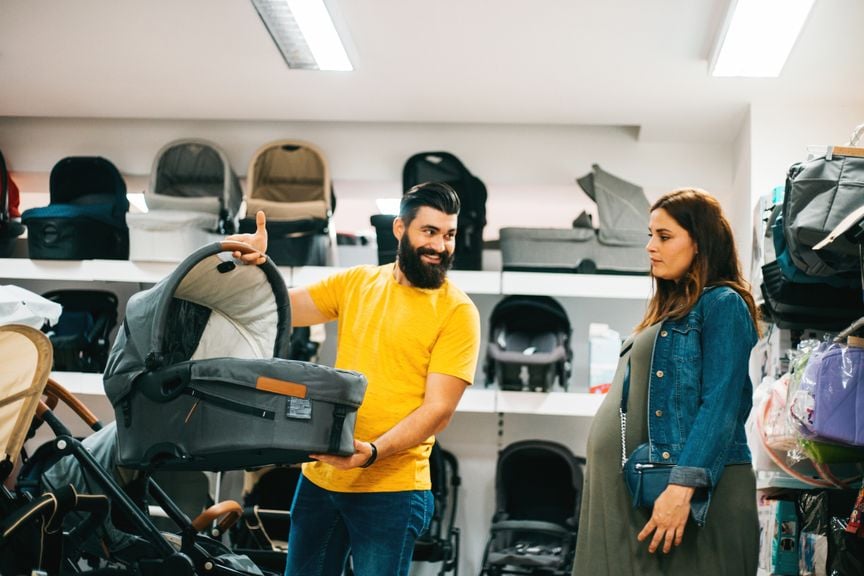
[256,377,307,398]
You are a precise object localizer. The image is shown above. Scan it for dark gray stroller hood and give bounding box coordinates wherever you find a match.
[576,163,650,247]
[104,241,367,471]
[147,138,243,233]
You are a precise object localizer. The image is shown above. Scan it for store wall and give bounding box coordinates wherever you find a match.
[3,115,739,575]
[0,116,736,244]
[749,104,864,206]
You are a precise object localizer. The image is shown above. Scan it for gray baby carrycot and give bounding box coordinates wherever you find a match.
[103,241,367,471]
[128,138,244,262]
[500,164,650,275]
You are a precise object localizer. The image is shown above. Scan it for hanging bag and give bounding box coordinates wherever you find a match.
[620,360,674,508]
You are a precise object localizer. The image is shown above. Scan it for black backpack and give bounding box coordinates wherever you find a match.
[403,152,488,270]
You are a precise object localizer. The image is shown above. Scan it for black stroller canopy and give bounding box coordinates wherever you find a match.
[485,295,573,391]
[495,441,582,525]
[489,295,571,335]
[49,156,127,210]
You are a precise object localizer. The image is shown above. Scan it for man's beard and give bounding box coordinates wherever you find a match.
[396,235,454,289]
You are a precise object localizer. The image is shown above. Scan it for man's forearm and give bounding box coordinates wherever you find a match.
[371,402,455,461]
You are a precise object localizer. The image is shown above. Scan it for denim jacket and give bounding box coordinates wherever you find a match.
[647,285,757,526]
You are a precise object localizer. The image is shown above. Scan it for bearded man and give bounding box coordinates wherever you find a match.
[229,181,481,576]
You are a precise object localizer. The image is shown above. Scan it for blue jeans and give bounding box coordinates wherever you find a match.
[284,475,434,576]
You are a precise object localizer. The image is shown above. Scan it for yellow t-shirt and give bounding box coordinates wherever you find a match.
[301,263,480,493]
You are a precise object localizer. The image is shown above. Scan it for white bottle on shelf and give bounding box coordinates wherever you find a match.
[588,322,621,394]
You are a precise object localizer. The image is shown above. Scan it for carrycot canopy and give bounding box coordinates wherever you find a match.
[104,242,367,471]
[147,138,243,229]
[246,140,332,222]
[576,163,650,247]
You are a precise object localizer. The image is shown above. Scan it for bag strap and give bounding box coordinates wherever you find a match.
[619,342,633,469]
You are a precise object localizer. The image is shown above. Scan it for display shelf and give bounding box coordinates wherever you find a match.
[458,388,497,413]
[290,265,348,287]
[52,371,106,396]
[0,257,292,285]
[4,259,653,299]
[45,372,605,417]
[755,470,831,491]
[496,390,605,417]
[501,271,651,299]
[448,270,501,294]
[290,266,501,294]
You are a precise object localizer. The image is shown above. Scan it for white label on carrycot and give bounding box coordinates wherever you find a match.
[287,397,312,419]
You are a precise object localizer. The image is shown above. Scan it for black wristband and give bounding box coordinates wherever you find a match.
[359,442,378,468]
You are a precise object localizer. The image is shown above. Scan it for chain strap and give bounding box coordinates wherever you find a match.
[620,408,628,468]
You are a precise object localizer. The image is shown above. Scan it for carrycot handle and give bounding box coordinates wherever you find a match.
[219,240,264,258]
[44,378,102,430]
[191,499,243,535]
[137,364,192,403]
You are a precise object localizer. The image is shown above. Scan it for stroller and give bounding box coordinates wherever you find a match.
[371,151,488,270]
[484,296,573,392]
[411,441,461,575]
[103,240,367,471]
[479,440,585,576]
[500,164,649,275]
[21,156,130,260]
[0,149,25,257]
[239,140,335,266]
[6,373,269,574]
[226,466,300,574]
[128,138,243,261]
[230,442,462,576]
[41,289,119,373]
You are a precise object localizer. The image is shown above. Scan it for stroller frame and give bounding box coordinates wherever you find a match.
[479,440,585,576]
[6,377,261,576]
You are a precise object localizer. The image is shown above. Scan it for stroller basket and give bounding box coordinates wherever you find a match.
[104,241,367,471]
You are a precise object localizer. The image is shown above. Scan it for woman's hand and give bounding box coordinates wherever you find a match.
[637,484,695,553]
[226,210,268,265]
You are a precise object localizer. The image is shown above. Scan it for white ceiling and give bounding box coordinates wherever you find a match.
[1,0,862,143]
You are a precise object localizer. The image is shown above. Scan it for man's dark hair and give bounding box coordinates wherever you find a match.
[399,181,460,227]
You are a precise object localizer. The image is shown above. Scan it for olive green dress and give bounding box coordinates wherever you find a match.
[573,323,758,576]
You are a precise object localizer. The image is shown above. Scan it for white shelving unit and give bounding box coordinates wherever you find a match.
[51,371,608,417]
[1,259,651,297]
[4,258,646,419]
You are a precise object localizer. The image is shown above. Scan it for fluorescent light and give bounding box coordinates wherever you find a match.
[251,0,353,72]
[710,0,815,78]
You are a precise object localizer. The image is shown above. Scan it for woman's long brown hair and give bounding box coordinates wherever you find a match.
[635,188,761,335]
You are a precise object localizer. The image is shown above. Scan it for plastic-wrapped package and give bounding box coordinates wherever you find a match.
[797,489,864,576]
[788,339,830,442]
[763,373,798,452]
[829,516,864,576]
[811,344,864,446]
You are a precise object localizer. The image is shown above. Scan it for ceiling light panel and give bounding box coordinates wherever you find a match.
[251,0,353,72]
[710,0,815,78]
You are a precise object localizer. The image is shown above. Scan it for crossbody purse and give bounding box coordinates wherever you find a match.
[620,359,674,508]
